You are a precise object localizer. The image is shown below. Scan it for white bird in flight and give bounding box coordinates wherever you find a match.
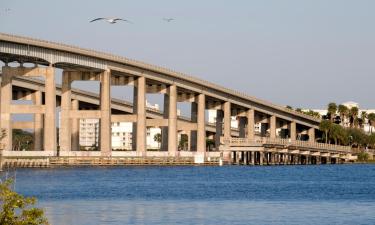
[163,18,174,22]
[90,17,132,24]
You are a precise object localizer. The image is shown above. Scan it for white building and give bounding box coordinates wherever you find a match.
[207,110,262,134]
[305,101,375,133]
[59,101,164,150]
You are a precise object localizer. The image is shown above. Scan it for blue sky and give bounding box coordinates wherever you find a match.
[1,0,374,109]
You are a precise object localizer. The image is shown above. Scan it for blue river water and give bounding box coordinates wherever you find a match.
[7,164,375,225]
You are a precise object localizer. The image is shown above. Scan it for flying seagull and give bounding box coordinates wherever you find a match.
[90,17,132,24]
[163,18,174,22]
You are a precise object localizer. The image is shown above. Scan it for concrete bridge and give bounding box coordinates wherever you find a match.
[0,33,356,166]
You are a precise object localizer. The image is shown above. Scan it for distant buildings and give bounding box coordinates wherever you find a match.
[304,101,375,133]
[59,101,163,150]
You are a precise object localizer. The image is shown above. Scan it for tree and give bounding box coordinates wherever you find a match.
[349,107,359,128]
[286,105,293,110]
[338,104,349,126]
[327,102,337,122]
[153,133,162,148]
[360,111,368,128]
[206,139,215,151]
[368,113,375,133]
[178,134,188,150]
[319,120,332,144]
[12,129,33,151]
[0,179,49,225]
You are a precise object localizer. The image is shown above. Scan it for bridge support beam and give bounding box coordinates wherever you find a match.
[223,102,231,139]
[33,91,43,151]
[308,127,315,143]
[238,117,246,138]
[133,76,146,156]
[71,99,80,151]
[60,71,71,153]
[44,67,56,153]
[168,84,177,156]
[215,110,223,149]
[100,70,111,156]
[197,93,206,154]
[270,115,276,139]
[290,121,296,141]
[247,109,255,140]
[0,67,12,151]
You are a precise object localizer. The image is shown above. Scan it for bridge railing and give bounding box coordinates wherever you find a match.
[223,137,352,153]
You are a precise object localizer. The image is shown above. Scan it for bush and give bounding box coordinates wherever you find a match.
[357,152,369,162]
[0,179,49,225]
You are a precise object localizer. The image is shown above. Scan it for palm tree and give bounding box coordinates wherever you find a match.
[349,107,359,128]
[327,102,337,122]
[368,113,375,133]
[360,111,368,129]
[338,104,349,126]
[319,120,332,144]
[153,133,162,149]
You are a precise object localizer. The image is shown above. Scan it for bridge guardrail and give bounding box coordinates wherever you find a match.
[222,137,352,153]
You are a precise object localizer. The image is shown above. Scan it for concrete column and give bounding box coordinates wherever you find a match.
[33,91,43,151]
[60,71,71,152]
[197,93,206,154]
[134,76,146,156]
[71,99,80,151]
[0,67,12,151]
[326,157,331,164]
[190,102,197,151]
[186,131,191,151]
[238,117,246,138]
[290,121,296,141]
[260,151,264,165]
[251,151,255,165]
[270,115,276,139]
[44,67,56,153]
[223,101,231,139]
[215,110,223,149]
[168,84,177,156]
[308,127,315,143]
[161,94,169,151]
[316,156,321,164]
[247,109,255,140]
[100,70,111,156]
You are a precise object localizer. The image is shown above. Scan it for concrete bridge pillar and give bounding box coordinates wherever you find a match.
[270,115,276,139]
[238,117,246,138]
[133,76,146,156]
[197,93,206,154]
[168,84,177,156]
[251,151,255,165]
[33,90,43,151]
[290,121,296,141]
[308,127,315,143]
[162,94,169,151]
[0,67,12,151]
[60,71,72,153]
[247,109,255,140]
[99,70,112,157]
[260,152,264,165]
[71,99,80,151]
[223,102,231,139]
[215,110,223,149]
[44,66,56,153]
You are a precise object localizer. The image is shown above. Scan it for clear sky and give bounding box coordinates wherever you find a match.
[0,0,374,109]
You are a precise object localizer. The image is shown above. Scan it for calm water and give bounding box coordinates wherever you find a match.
[6,164,375,225]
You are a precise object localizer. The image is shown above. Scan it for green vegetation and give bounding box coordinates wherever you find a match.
[153,133,162,148]
[178,134,188,150]
[317,102,375,150]
[12,129,33,151]
[0,179,49,225]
